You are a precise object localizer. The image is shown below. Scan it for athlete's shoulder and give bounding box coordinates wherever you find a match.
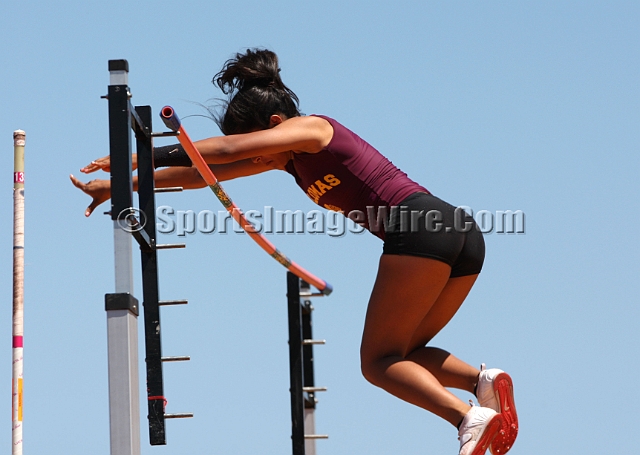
[281,115,334,152]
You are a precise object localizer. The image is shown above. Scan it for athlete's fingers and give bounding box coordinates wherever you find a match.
[69,174,86,191]
[80,163,96,173]
[81,156,111,174]
[85,199,100,217]
[70,174,91,216]
[80,162,99,173]
[70,175,105,217]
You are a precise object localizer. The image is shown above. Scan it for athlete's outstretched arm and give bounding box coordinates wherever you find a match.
[70,158,269,217]
[72,115,333,216]
[79,116,332,173]
[193,115,333,163]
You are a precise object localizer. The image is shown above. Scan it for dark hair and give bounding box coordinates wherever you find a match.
[213,49,301,135]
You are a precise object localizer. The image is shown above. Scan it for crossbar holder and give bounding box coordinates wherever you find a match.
[156,243,186,250]
[302,339,325,345]
[287,273,329,455]
[303,387,327,393]
[154,187,183,193]
[299,292,327,298]
[159,299,188,306]
[161,356,190,362]
[164,413,194,419]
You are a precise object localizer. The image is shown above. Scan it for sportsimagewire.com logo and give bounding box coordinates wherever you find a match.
[128,205,525,238]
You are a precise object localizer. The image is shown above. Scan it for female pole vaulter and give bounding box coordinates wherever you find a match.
[71,48,517,455]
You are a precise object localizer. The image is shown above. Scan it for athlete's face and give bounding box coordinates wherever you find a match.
[250,113,292,170]
[251,151,292,170]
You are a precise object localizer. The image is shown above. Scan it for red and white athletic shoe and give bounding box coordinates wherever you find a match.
[458,404,504,455]
[476,364,518,455]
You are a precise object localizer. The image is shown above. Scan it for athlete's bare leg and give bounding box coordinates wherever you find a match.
[360,254,480,426]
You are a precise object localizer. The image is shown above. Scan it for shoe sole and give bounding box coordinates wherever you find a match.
[489,372,518,455]
[469,413,504,455]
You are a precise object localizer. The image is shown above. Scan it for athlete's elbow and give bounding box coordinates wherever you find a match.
[183,167,207,189]
[195,139,235,164]
[215,148,240,164]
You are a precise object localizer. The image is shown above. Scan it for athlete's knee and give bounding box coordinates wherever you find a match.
[359,344,377,383]
[359,346,395,386]
[360,354,379,385]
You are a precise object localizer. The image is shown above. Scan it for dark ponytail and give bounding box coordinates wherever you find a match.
[213,49,301,135]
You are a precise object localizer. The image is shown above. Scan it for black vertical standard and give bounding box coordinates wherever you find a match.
[287,272,306,455]
[135,106,166,445]
[301,281,316,411]
[108,59,133,220]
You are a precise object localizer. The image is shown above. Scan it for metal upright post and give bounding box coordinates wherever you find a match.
[301,281,318,455]
[135,105,167,445]
[135,105,192,441]
[104,59,141,455]
[288,274,329,455]
[287,273,306,455]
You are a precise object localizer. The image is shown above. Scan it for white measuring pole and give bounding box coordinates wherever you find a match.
[12,130,25,455]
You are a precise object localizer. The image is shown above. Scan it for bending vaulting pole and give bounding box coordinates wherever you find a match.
[160,106,332,295]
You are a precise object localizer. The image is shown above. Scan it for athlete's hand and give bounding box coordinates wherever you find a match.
[69,174,110,217]
[80,154,138,174]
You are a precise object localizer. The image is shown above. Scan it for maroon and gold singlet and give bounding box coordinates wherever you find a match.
[284,115,429,239]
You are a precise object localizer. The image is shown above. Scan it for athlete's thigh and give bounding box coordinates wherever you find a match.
[360,254,451,361]
[407,274,479,352]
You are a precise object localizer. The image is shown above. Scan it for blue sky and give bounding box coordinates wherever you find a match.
[0,1,638,454]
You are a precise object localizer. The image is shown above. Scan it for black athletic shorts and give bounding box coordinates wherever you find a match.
[382,192,485,277]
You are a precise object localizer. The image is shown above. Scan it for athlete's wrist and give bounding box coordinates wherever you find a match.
[153,144,192,168]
